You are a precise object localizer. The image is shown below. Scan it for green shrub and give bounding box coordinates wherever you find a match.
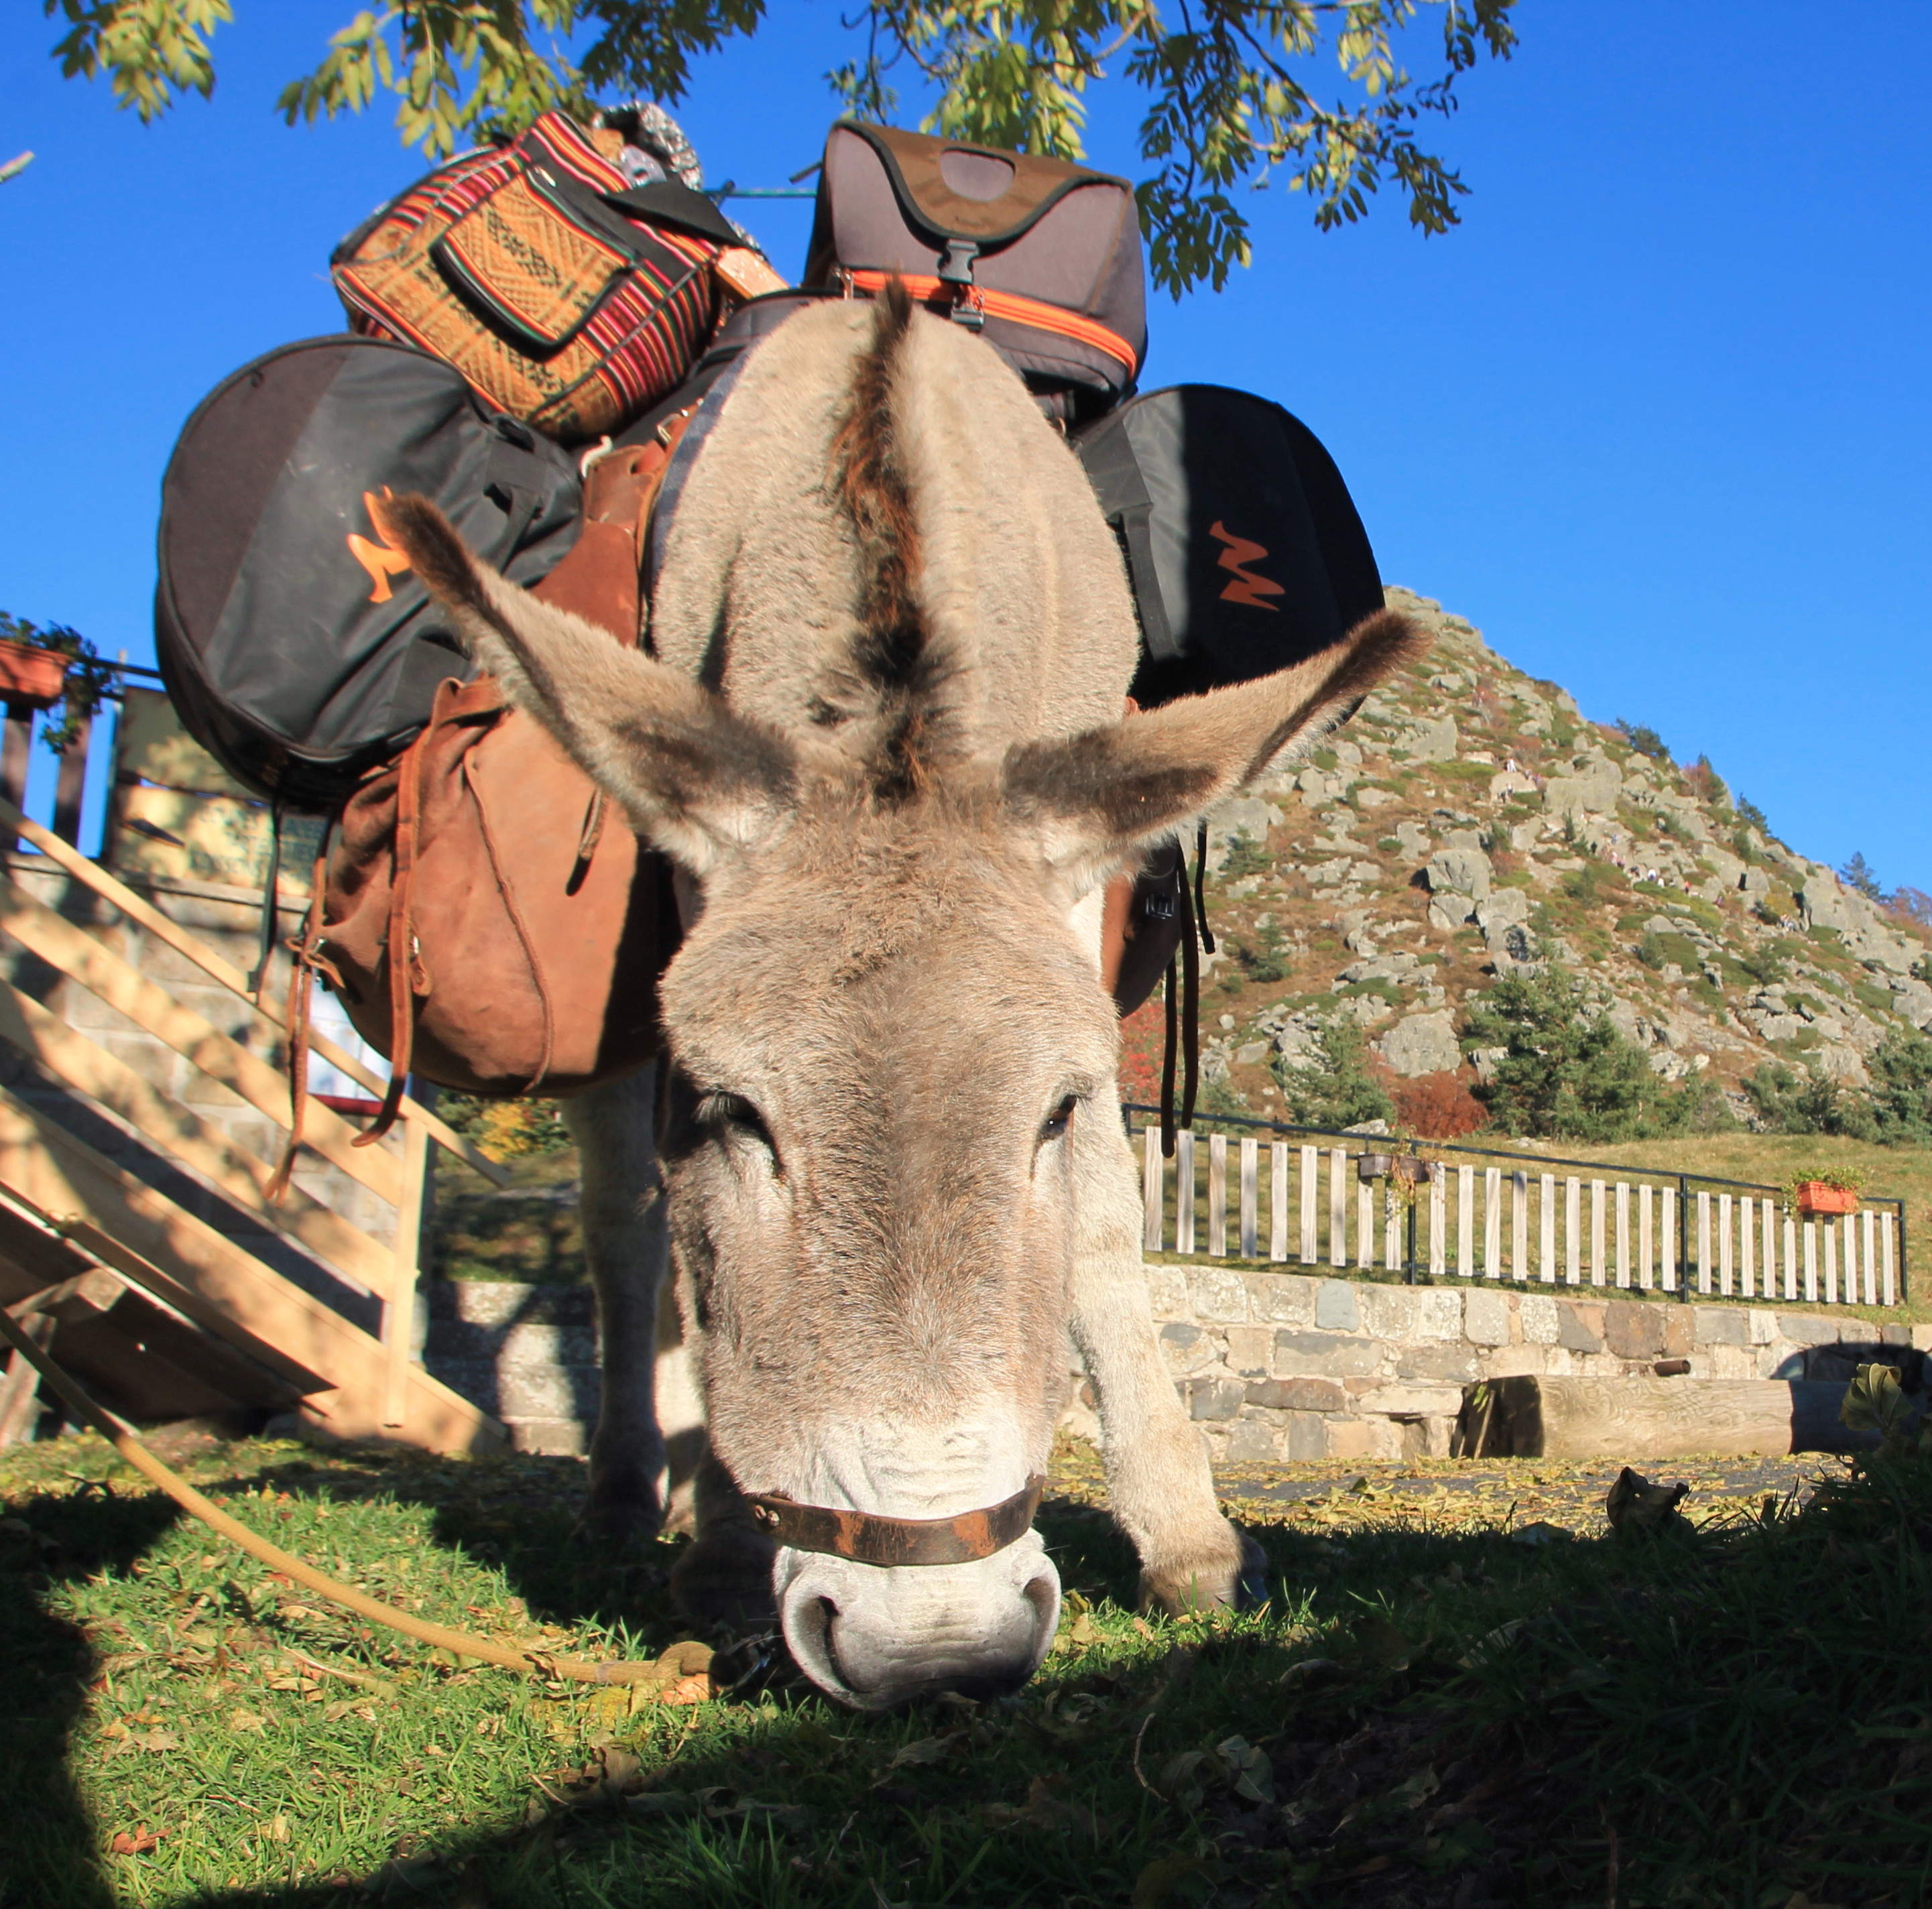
[1219,828,1271,879]
[1868,1027,1932,1144]
[1271,1018,1394,1130]
[1462,969,1688,1142]
[1744,1062,1876,1140]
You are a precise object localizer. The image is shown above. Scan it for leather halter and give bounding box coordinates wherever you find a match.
[744,1475,1045,1568]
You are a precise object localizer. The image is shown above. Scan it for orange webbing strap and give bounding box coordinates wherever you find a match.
[0,1304,656,1684]
[357,734,429,1150]
[267,830,337,1205]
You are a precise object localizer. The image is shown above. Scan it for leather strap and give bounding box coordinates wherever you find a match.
[267,833,336,1203]
[743,1474,1044,1568]
[357,733,428,1149]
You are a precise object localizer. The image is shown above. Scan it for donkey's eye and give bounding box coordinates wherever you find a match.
[703,1092,775,1156]
[1040,1095,1079,1144]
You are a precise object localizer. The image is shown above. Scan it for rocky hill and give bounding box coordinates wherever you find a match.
[1130,586,1932,1130]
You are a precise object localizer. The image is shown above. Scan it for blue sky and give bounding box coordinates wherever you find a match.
[2,3,1927,889]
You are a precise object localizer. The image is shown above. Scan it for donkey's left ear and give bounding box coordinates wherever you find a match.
[1001,609,1429,898]
[373,494,800,875]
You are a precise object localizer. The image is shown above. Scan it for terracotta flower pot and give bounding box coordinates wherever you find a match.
[0,638,67,709]
[1795,1180,1859,1216]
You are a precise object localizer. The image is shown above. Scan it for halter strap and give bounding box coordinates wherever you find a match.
[744,1474,1044,1568]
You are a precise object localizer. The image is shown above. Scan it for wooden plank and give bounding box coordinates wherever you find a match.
[1207,1134,1227,1257]
[1299,1146,1318,1264]
[1803,1219,1818,1304]
[1512,1172,1528,1284]
[1473,1374,1883,1461]
[1238,1137,1258,1259]
[0,868,402,1207]
[1355,1177,1372,1271]
[1823,1219,1838,1305]
[384,1121,429,1428]
[1567,1177,1581,1285]
[1718,1192,1734,1298]
[1484,1167,1502,1278]
[6,1266,125,1322]
[0,794,506,1186]
[1384,1186,1401,1274]
[1142,1127,1162,1252]
[0,1089,503,1452]
[1329,1148,1346,1268]
[1269,1143,1288,1262]
[1638,1183,1654,1292]
[1429,1169,1447,1277]
[1762,1199,1778,1305]
[1457,1164,1475,1277]
[1740,1196,1755,1300]
[1784,1212,1798,1302]
[1862,1209,1877,1307]
[0,976,393,1298]
[1539,1174,1557,1284]
[1591,1180,1607,1288]
[1615,1181,1631,1290]
[51,711,89,846]
[1881,1212,1896,1306]
[1840,1214,1858,1308]
[0,1312,52,1446]
[1175,1131,1195,1255]
[1696,1190,1711,1296]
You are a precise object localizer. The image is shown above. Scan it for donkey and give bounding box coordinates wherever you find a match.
[381,289,1423,1709]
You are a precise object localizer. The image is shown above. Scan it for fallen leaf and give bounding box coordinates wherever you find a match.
[888,1736,954,1770]
[227,1709,267,1733]
[133,1729,179,1752]
[109,1826,164,1856]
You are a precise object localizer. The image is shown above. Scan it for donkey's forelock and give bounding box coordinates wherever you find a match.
[819,282,963,798]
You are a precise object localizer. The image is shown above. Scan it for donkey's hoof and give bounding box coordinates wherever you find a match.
[572,1485,666,1550]
[669,1529,777,1631]
[1138,1522,1266,1614]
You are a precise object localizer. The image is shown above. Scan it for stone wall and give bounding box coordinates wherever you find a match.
[420,1263,1932,1463]
[1141,1261,1932,1464]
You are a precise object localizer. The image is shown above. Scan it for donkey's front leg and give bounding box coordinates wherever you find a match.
[566,1066,701,1541]
[1069,1112,1268,1611]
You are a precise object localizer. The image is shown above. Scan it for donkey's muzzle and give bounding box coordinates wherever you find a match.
[777,1534,1060,1711]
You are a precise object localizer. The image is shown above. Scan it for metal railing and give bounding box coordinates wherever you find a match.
[1122,1104,1909,1307]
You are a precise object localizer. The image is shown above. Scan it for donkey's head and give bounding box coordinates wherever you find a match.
[376,332,1423,1709]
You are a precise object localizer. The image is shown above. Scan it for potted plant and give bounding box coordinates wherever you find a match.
[1357,1151,1394,1182]
[1787,1170,1863,1217]
[0,613,113,751]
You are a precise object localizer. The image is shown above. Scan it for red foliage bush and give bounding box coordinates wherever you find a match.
[1390,1070,1488,1140]
[1118,997,1166,1106]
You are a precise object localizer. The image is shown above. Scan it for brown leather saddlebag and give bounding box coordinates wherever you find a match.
[302,432,686,1135]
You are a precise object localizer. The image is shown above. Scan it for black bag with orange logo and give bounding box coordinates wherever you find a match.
[155,334,582,808]
[1072,384,1386,709]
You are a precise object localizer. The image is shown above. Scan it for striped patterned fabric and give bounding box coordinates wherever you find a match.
[334,112,721,440]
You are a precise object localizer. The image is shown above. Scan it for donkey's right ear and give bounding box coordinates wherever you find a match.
[375,495,797,875]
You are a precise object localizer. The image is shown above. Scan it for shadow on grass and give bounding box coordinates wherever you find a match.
[8,1442,1932,1908]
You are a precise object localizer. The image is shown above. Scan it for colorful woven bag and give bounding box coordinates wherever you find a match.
[333,111,743,441]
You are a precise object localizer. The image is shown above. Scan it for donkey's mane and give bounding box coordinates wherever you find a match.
[824,282,959,797]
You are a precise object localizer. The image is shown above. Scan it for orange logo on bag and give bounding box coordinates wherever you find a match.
[348,488,412,604]
[1209,521,1283,611]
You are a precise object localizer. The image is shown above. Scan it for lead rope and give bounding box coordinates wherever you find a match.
[0,1306,656,1684]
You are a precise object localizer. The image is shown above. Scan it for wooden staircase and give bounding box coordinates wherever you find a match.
[0,795,511,1453]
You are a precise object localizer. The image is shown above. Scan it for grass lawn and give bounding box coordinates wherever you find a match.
[6,1429,1932,1906]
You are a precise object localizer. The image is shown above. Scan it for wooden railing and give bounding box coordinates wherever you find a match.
[0,793,513,1449]
[1131,1109,1905,1308]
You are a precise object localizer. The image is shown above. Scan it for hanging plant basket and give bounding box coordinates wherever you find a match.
[1357,1152,1394,1182]
[1795,1180,1860,1217]
[0,638,67,709]
[1392,1155,1437,1188]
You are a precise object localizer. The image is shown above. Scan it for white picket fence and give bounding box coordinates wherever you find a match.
[1138,1127,1900,1307]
